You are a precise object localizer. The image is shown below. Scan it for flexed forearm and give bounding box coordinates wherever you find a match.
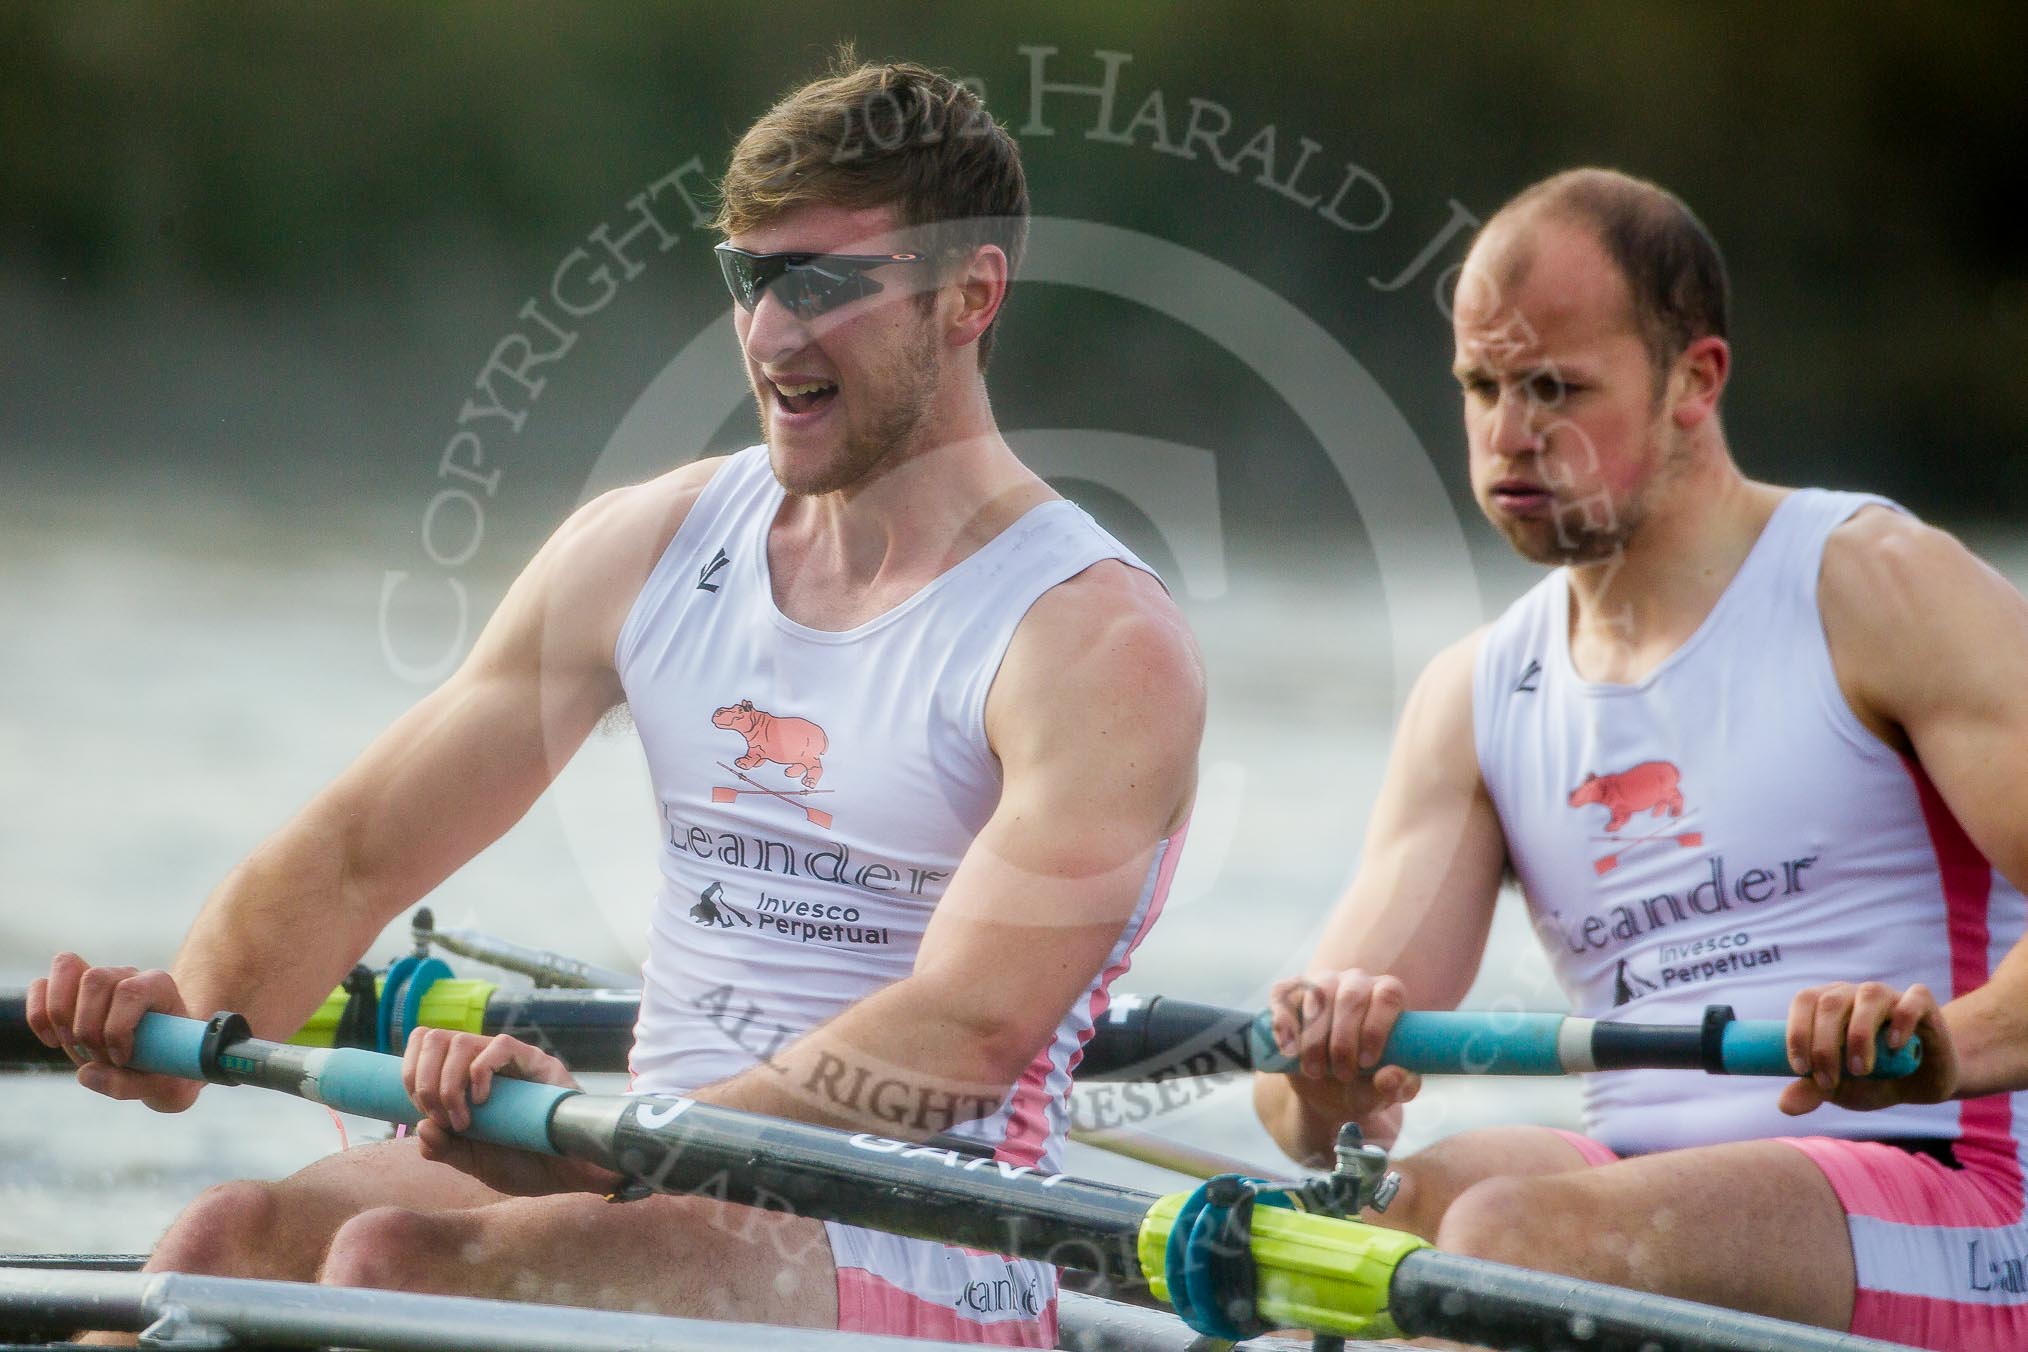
[172,803,398,1039]
[693,972,1033,1138]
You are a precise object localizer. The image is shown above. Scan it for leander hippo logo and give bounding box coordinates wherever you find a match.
[711,700,835,829]
[1567,761,1703,876]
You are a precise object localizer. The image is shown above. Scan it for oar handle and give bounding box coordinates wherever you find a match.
[1716,1019,1921,1079]
[1248,1006,1922,1079]
[130,1011,574,1154]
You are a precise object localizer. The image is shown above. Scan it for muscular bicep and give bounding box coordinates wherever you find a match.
[1826,515,2028,889]
[909,565,1205,1073]
[1307,632,1506,1009]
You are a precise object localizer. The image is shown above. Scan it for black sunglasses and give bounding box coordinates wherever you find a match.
[714,243,929,320]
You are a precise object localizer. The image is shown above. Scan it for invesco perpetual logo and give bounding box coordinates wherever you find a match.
[550,216,1481,1000]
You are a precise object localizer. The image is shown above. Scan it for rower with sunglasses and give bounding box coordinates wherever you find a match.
[30,57,1203,1345]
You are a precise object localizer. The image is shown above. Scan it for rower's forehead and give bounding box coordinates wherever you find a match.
[1452,217,1639,367]
[727,202,908,256]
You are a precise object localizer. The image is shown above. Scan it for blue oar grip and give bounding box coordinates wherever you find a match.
[1383,1012,1567,1074]
[1719,1020,1922,1080]
[130,1012,209,1080]
[129,1012,573,1154]
[309,1048,571,1154]
[1248,1010,1569,1075]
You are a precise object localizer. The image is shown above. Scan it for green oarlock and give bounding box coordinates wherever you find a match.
[1137,1191,1430,1339]
[1136,1192,1184,1305]
[291,978,498,1049]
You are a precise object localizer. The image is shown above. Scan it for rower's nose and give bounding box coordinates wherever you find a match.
[739,290,815,369]
[1487,384,1545,458]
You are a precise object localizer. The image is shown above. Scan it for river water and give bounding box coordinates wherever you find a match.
[2,469,2019,1251]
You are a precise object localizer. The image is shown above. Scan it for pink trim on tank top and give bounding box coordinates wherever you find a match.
[1905,757,2019,1191]
[998,826,1186,1167]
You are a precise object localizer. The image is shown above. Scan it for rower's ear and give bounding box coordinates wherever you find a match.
[1669,335,1729,430]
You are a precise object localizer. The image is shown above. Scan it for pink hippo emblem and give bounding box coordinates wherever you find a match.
[1567,761,1685,833]
[711,700,828,788]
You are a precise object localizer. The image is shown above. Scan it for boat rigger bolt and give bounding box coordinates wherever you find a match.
[1328,1123,1401,1216]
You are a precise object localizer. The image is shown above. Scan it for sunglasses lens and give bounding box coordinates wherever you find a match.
[779,270,840,318]
[716,249,761,310]
[789,266,885,319]
[717,248,907,318]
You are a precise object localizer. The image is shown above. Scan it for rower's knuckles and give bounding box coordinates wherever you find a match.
[103,973,176,1066]
[71,968,127,1057]
[1325,977,1372,1078]
[1809,986,1855,1080]
[1848,983,1897,1072]
[44,954,85,1025]
[23,977,53,1045]
[1363,980,1405,1069]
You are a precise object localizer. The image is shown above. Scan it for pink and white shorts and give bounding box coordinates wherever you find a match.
[1552,1130,2028,1349]
[825,1221,1058,1346]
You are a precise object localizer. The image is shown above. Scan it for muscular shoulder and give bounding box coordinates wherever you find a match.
[544,457,728,580]
[1821,506,2028,744]
[987,562,1205,820]
[1398,627,1486,755]
[486,456,730,673]
[997,561,1203,727]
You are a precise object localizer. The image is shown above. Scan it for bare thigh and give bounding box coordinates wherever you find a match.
[321,1188,839,1325]
[147,1135,505,1281]
[1434,1138,1854,1330]
[1373,1125,1601,1239]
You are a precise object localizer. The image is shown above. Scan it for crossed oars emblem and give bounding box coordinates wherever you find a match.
[712,762,835,828]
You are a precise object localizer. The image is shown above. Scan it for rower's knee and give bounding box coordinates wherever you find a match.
[1434,1174,1573,1268]
[321,1206,442,1290]
[152,1180,288,1277]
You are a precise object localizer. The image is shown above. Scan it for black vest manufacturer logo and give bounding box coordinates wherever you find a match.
[696,548,731,592]
[1611,958,1659,1006]
[1514,658,1542,693]
[688,880,751,928]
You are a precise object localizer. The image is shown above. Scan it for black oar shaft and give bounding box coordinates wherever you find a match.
[1392,1250,1895,1352]
[551,1095,1151,1280]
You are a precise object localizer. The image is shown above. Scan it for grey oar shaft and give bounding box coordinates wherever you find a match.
[424,926,636,990]
[0,1269,981,1352]
[1392,1250,1913,1352]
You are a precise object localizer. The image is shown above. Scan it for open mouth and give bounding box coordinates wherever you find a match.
[770,378,839,417]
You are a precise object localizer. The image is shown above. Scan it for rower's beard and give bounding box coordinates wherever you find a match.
[1498,417,1687,566]
[1501,497,1646,566]
[764,323,942,499]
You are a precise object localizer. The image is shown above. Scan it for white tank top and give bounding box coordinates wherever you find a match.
[1474,488,2028,1157]
[614,446,1182,1168]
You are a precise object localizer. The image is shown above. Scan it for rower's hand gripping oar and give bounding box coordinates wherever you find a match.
[1246,1001,1924,1079]
[132,1011,576,1155]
